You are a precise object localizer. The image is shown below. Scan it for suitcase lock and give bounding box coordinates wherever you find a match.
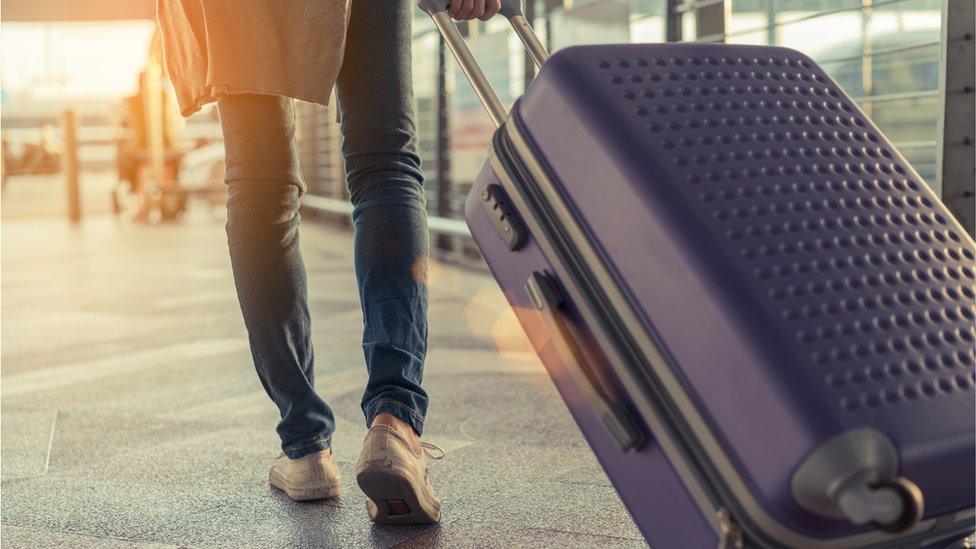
[480,184,526,251]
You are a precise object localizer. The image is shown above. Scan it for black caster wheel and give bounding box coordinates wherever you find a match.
[869,477,924,534]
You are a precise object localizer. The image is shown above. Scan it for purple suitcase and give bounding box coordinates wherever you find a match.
[421,1,976,546]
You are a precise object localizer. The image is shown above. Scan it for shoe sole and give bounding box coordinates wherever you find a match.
[269,470,341,502]
[356,467,441,525]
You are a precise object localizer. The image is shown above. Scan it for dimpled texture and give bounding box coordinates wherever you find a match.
[592,51,976,416]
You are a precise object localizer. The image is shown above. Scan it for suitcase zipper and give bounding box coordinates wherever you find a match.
[490,120,761,545]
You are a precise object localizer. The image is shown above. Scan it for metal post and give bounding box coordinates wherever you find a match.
[543,0,563,51]
[62,109,81,223]
[435,36,453,252]
[145,29,166,204]
[937,0,975,237]
[860,0,874,120]
[666,0,684,42]
[696,0,726,42]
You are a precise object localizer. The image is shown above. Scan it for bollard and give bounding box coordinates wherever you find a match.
[62,109,81,223]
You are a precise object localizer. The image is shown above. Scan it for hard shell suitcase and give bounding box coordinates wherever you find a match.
[419,1,976,546]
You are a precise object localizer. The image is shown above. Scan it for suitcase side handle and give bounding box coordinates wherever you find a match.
[417,0,550,128]
[525,271,645,452]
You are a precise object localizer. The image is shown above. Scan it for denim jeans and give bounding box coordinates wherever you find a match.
[217,0,429,459]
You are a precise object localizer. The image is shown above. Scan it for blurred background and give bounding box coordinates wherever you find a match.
[0,3,973,546]
[1,0,973,238]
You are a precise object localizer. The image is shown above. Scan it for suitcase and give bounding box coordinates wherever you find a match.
[419,1,976,546]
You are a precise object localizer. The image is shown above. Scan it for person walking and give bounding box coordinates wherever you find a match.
[157,0,501,524]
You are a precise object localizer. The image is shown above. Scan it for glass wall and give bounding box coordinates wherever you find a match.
[718,0,943,183]
[298,0,949,251]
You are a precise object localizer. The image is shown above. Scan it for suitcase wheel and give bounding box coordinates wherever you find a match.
[868,477,924,534]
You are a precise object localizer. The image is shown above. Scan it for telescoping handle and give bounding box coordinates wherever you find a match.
[417,0,550,128]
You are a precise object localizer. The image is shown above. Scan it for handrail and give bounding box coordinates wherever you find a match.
[690,0,917,43]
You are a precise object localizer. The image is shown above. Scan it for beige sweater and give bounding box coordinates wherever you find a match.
[157,0,351,117]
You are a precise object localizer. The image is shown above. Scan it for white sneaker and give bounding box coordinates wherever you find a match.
[269,449,342,501]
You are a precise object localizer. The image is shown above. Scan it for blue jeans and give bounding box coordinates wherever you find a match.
[218,0,428,459]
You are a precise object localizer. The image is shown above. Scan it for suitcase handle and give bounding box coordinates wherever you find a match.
[418,0,549,128]
[525,271,644,452]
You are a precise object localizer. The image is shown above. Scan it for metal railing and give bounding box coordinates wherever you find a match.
[690,0,923,43]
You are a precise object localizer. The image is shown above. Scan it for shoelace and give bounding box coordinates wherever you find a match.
[276,441,444,460]
[421,441,445,460]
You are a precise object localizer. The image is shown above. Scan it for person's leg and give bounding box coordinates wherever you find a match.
[339,0,440,525]
[218,93,335,460]
[335,1,430,438]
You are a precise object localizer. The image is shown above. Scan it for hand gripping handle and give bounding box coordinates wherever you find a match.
[418,0,523,18]
[417,0,549,128]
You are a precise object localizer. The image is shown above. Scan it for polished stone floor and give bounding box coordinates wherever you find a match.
[1,178,643,548]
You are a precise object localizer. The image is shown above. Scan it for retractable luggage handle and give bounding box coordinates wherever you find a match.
[418,0,549,127]
[419,1,643,452]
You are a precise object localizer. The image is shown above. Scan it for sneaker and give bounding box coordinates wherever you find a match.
[269,448,342,501]
[355,425,444,524]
